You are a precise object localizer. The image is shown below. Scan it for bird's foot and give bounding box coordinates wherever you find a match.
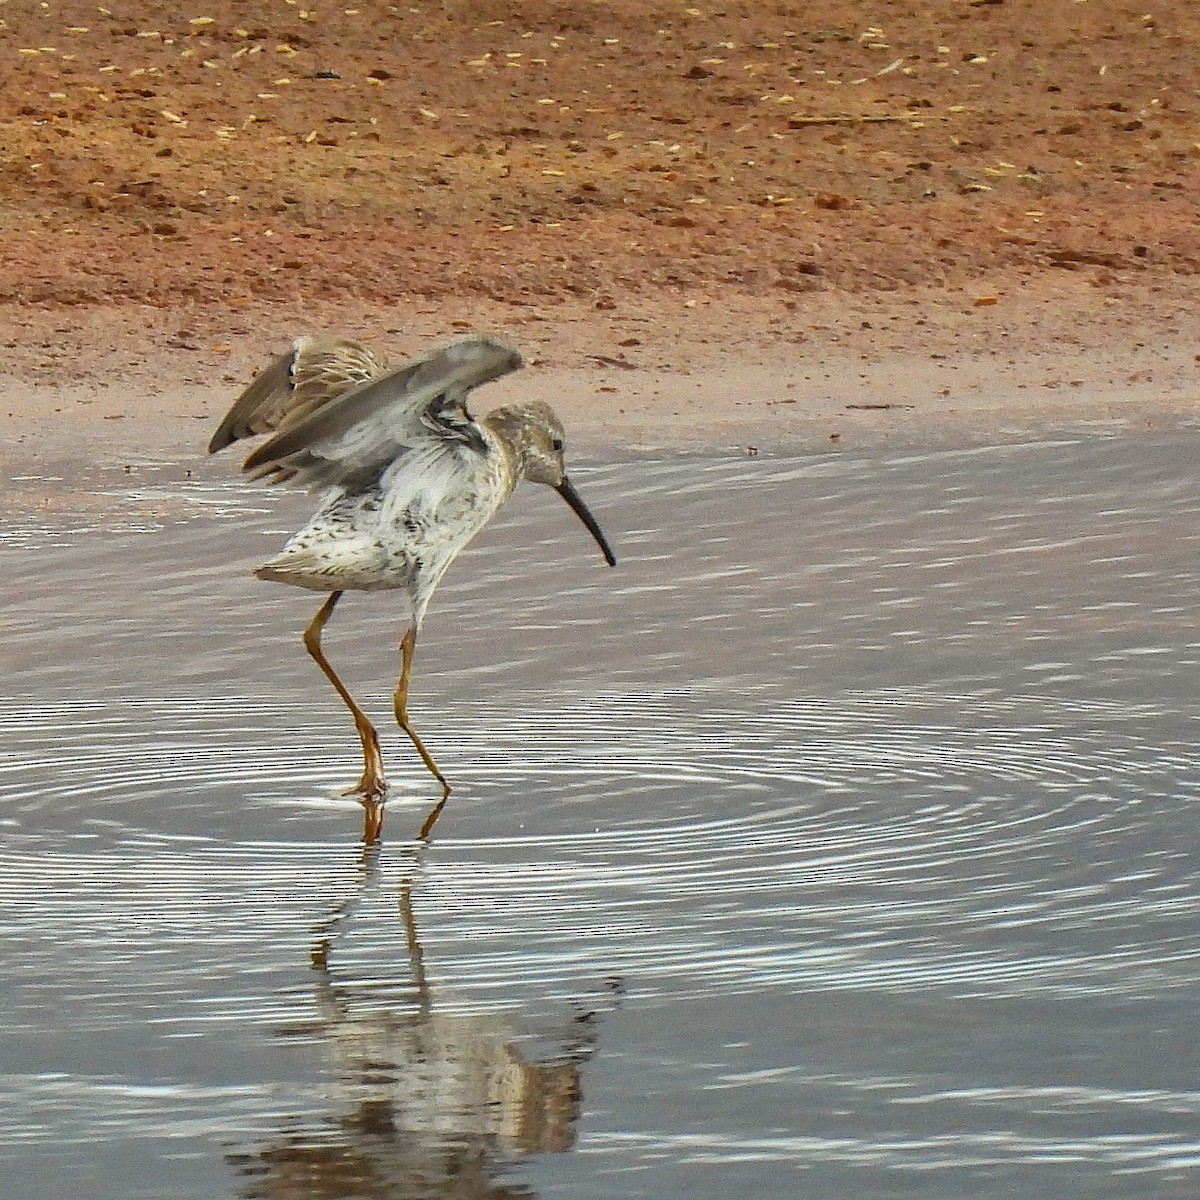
[342,777,389,803]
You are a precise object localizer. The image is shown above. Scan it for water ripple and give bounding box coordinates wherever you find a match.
[3,679,1198,1014]
[5,438,1200,1196]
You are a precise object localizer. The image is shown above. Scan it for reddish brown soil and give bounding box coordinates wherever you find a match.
[0,0,1198,482]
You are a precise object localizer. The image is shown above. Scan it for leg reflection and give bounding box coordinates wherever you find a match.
[230,842,620,1197]
[416,795,448,842]
[361,795,384,846]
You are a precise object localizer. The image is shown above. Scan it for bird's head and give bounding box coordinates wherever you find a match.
[485,399,568,485]
[484,400,616,567]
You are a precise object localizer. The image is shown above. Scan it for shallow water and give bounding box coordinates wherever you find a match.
[3,436,1200,1198]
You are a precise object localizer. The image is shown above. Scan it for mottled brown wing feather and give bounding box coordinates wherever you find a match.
[207,336,387,455]
[240,334,523,492]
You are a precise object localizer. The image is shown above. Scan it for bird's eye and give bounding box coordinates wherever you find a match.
[551,437,564,452]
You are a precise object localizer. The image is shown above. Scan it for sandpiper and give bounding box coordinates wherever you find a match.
[209,333,615,838]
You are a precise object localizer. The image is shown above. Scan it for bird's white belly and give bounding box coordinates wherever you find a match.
[254,446,510,596]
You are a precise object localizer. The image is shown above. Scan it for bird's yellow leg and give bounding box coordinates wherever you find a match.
[394,628,452,804]
[303,591,388,800]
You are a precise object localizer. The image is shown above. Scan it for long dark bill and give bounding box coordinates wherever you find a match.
[556,475,617,567]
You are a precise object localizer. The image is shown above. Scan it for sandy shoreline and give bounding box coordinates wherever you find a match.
[1,0,1197,519]
[2,279,1197,491]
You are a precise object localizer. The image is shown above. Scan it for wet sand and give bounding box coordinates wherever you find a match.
[2,279,1199,530]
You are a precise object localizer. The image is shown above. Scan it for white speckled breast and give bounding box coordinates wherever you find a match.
[254,430,516,619]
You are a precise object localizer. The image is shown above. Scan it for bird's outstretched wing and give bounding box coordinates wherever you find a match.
[207,335,388,455]
[226,334,523,490]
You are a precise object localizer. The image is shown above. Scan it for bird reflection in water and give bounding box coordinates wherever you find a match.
[227,842,620,1198]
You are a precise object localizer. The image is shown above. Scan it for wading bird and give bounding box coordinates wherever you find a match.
[209,333,615,838]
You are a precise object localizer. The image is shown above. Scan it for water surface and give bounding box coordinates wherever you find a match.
[2,436,1199,1198]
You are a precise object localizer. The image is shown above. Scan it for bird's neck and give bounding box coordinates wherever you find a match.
[477,415,525,499]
